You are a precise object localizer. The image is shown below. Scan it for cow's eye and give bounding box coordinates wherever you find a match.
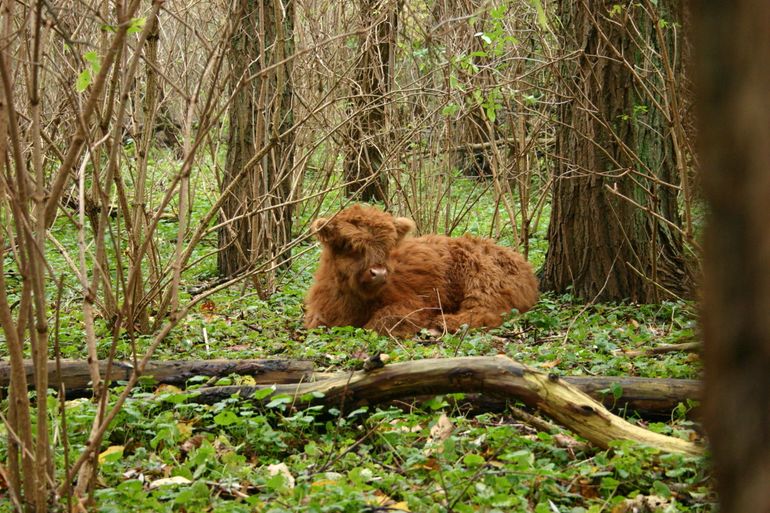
[333,240,361,257]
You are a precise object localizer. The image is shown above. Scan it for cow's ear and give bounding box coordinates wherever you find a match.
[394,217,415,240]
[311,217,334,243]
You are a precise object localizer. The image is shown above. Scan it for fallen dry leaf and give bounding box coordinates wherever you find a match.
[553,433,588,452]
[370,490,411,511]
[267,462,295,489]
[429,413,453,442]
[154,384,183,395]
[98,445,124,464]
[612,494,671,513]
[424,414,454,456]
[149,476,192,489]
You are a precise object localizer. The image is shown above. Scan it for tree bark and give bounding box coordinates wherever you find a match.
[616,341,699,357]
[543,1,693,302]
[191,356,702,455]
[218,0,296,289]
[0,359,314,396]
[696,0,770,511]
[0,358,699,417]
[564,375,699,416]
[195,373,699,419]
[343,0,398,202]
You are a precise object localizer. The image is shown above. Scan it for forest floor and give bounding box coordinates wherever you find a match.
[13,262,715,512]
[0,177,714,512]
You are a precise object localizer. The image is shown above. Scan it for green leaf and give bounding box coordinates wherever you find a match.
[304,442,320,457]
[347,406,369,418]
[600,476,621,492]
[213,410,239,426]
[463,453,485,467]
[83,51,101,73]
[128,17,146,35]
[490,4,507,20]
[265,394,292,409]
[424,396,448,410]
[348,466,374,485]
[117,479,144,495]
[454,503,474,513]
[485,104,497,123]
[530,0,550,31]
[523,94,538,106]
[441,103,460,117]
[76,69,91,92]
[449,73,462,91]
[174,480,210,506]
[652,480,672,497]
[665,466,688,478]
[251,386,275,400]
[266,473,290,493]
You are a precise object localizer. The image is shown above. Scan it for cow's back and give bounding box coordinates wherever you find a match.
[384,235,453,306]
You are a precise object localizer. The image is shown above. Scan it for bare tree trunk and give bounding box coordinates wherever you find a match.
[696,0,770,511]
[343,0,398,203]
[0,2,47,508]
[218,0,296,290]
[124,9,161,334]
[543,0,694,302]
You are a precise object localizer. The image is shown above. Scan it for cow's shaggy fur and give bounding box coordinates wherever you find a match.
[304,205,539,336]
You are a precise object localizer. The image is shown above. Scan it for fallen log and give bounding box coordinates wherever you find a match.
[0,359,315,394]
[190,355,702,455]
[0,359,700,417]
[563,376,700,417]
[190,372,699,418]
[616,342,700,357]
[390,375,701,420]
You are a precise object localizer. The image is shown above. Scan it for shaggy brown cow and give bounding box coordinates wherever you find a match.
[304,204,539,336]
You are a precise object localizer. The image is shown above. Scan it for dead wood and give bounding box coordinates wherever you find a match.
[394,374,701,420]
[1,358,700,419]
[616,342,700,357]
[191,355,702,455]
[563,375,700,416]
[0,359,314,395]
[339,375,700,419]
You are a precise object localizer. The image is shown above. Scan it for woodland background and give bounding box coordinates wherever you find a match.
[0,0,767,512]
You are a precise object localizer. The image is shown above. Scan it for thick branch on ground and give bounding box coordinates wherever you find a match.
[378,375,700,420]
[616,342,700,357]
[347,374,700,417]
[0,359,314,395]
[192,356,702,455]
[564,375,700,416]
[2,359,699,417]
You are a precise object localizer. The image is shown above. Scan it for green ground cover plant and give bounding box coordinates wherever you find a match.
[0,169,712,512]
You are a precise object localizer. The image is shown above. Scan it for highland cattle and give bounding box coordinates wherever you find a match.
[304,205,539,336]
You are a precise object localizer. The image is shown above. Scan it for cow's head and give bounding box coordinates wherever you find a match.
[312,205,415,298]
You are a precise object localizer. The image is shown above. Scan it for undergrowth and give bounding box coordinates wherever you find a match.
[0,172,713,512]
